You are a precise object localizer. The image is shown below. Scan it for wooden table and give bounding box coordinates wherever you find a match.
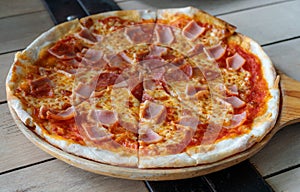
[0,0,299,191]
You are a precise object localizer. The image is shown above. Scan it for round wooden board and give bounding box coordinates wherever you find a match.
[8,103,283,181]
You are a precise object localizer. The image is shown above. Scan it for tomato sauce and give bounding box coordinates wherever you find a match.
[188,44,269,147]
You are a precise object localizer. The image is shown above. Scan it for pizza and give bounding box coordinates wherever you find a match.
[6,7,279,168]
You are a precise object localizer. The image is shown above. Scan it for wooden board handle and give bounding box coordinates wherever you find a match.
[276,72,300,129]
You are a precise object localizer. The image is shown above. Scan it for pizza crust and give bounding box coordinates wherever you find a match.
[138,153,196,168]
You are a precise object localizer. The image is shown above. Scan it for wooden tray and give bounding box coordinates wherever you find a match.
[9,72,300,181]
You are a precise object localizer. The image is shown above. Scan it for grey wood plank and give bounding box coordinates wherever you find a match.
[0,0,45,18]
[219,0,300,45]
[264,38,300,82]
[118,0,289,15]
[266,168,300,192]
[0,52,15,102]
[0,159,148,192]
[250,123,300,177]
[0,11,53,54]
[0,103,52,173]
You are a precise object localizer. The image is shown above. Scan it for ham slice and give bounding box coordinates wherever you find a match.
[93,109,118,126]
[203,69,220,81]
[46,106,75,121]
[224,96,245,109]
[188,44,205,57]
[185,84,207,96]
[142,59,166,70]
[182,20,205,41]
[180,63,193,78]
[96,72,119,89]
[139,126,163,144]
[82,123,112,141]
[179,116,199,130]
[130,81,144,102]
[226,52,246,70]
[28,76,53,97]
[226,85,239,96]
[125,25,153,44]
[74,82,94,99]
[143,79,156,91]
[224,111,247,129]
[205,44,226,60]
[148,45,168,57]
[151,67,166,80]
[164,65,192,82]
[77,28,97,43]
[48,36,82,60]
[155,25,174,44]
[81,48,105,67]
[104,53,130,69]
[120,121,138,133]
[142,101,167,124]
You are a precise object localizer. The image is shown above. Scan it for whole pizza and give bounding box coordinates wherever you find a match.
[6,7,279,168]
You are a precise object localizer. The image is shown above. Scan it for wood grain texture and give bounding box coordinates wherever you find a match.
[266,167,300,192]
[220,0,300,45]
[0,159,148,192]
[250,123,300,177]
[0,11,53,54]
[0,52,16,102]
[0,0,45,18]
[264,38,300,82]
[0,104,51,173]
[118,0,289,15]
[277,73,300,128]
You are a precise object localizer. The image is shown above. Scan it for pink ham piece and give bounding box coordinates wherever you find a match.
[130,81,144,102]
[119,121,138,133]
[203,69,220,81]
[180,63,193,78]
[96,72,119,89]
[164,65,192,82]
[179,116,199,130]
[205,44,226,60]
[81,123,112,141]
[94,110,118,126]
[148,45,168,58]
[104,53,130,69]
[225,96,245,109]
[185,84,207,96]
[28,76,53,98]
[139,127,163,144]
[224,111,247,129]
[155,25,174,45]
[48,36,82,60]
[81,48,104,67]
[226,52,246,70]
[125,25,153,44]
[77,28,97,43]
[143,79,156,91]
[142,101,167,124]
[151,67,166,80]
[226,85,239,96]
[46,106,75,121]
[188,44,205,57]
[74,82,94,99]
[182,20,205,41]
[142,59,166,70]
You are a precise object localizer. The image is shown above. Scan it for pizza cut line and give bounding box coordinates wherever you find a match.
[6,7,279,168]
